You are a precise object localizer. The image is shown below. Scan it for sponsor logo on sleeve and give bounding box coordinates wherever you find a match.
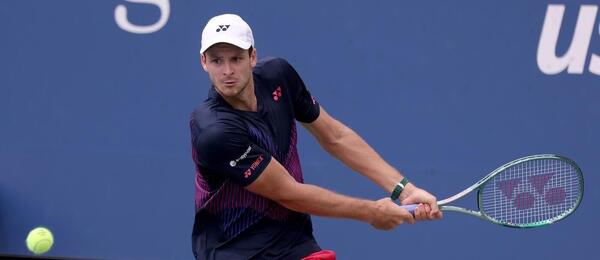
[229,146,252,167]
[244,155,265,178]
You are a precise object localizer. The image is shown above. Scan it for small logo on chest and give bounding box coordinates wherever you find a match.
[272,86,282,101]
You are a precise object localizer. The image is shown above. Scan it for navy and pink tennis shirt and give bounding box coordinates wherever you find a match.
[190,57,322,258]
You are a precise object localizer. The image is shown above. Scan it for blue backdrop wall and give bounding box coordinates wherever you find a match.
[1,1,599,259]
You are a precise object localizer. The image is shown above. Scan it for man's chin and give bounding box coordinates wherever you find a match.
[219,83,247,95]
[216,88,240,98]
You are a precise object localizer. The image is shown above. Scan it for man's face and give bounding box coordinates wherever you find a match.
[201,43,257,99]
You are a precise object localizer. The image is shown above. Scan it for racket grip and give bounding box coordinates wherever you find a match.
[400,204,418,215]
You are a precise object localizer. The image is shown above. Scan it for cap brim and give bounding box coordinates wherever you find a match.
[200,37,252,54]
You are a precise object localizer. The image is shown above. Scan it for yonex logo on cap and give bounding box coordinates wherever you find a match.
[216,25,230,32]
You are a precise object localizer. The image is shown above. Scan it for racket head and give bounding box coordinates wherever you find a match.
[477,154,583,228]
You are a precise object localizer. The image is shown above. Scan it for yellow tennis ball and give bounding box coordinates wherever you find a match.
[26,227,54,255]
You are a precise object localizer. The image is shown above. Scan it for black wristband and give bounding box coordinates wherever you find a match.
[390,178,410,200]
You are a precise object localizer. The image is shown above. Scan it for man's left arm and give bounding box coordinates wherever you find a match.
[302,106,442,220]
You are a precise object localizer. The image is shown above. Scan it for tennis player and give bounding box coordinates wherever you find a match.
[190,14,443,260]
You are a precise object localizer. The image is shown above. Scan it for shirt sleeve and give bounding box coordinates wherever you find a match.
[191,122,272,187]
[278,58,321,123]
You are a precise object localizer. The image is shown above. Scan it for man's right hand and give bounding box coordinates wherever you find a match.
[369,198,415,230]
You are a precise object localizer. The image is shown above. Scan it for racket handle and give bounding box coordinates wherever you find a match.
[400,204,418,215]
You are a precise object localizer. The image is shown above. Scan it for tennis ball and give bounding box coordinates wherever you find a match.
[26,227,54,255]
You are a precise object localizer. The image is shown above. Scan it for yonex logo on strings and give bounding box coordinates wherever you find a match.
[497,173,567,210]
[216,25,230,32]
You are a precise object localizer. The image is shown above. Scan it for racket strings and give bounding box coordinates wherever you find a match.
[479,158,582,226]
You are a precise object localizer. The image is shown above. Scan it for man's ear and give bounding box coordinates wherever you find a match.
[250,48,257,67]
[200,54,208,71]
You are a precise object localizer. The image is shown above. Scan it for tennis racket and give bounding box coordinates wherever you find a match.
[401,154,584,228]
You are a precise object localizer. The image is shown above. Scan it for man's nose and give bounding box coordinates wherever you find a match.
[222,61,234,75]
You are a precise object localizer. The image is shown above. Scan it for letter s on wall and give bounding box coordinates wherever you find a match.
[114,0,170,34]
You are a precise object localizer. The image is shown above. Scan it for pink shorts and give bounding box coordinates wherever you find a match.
[302,250,336,260]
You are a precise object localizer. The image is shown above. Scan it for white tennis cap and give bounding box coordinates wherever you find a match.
[200,14,254,54]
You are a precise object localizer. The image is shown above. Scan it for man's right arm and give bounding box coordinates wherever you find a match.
[246,156,415,230]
